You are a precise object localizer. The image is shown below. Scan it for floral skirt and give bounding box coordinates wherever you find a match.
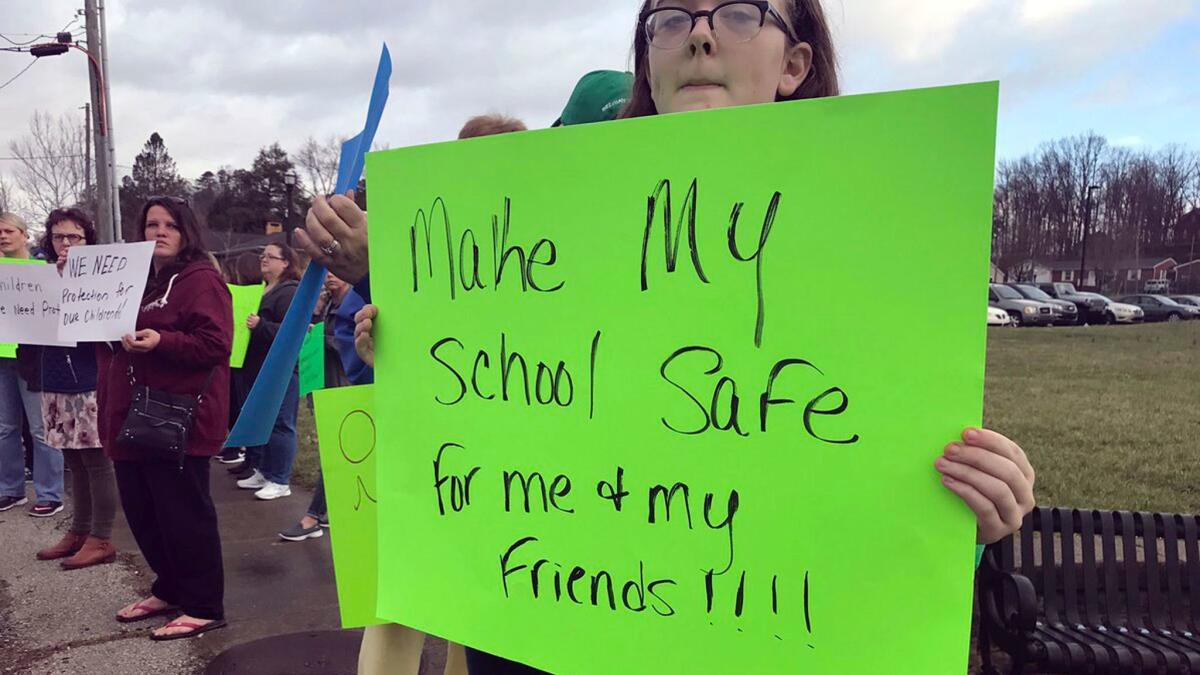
[41,391,101,450]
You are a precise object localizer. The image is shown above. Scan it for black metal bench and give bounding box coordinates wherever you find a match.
[977,507,1200,674]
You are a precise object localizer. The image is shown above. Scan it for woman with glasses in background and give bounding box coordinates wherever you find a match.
[232,242,303,501]
[33,208,120,570]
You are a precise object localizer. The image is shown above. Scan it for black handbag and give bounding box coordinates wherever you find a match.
[117,361,213,470]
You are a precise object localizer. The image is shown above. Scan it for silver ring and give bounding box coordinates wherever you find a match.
[320,240,342,257]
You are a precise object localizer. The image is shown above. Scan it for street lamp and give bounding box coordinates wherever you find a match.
[283,171,297,238]
[1078,184,1101,290]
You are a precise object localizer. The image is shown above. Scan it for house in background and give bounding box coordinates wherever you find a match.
[989,261,1008,282]
[1108,257,1178,293]
[1011,259,1099,287]
[203,230,274,284]
[1004,260,1050,284]
[1171,259,1200,293]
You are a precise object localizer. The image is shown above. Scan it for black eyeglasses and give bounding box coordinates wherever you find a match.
[259,253,285,262]
[642,1,799,50]
[51,234,86,244]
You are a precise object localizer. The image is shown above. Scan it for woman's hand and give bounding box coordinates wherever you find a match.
[936,428,1036,544]
[121,329,161,354]
[354,304,377,368]
[247,314,261,330]
[294,190,369,285]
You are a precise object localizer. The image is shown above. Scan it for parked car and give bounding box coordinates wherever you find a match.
[989,284,1055,326]
[987,305,1013,326]
[1036,282,1109,323]
[1116,294,1198,322]
[1169,295,1200,308]
[1077,293,1143,324]
[1006,283,1080,325]
[1144,278,1170,293]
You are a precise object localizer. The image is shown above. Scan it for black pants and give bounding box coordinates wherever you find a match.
[465,649,550,675]
[114,456,224,620]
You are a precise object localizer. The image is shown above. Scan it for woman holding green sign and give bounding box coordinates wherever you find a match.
[301,2,1037,670]
[234,242,303,501]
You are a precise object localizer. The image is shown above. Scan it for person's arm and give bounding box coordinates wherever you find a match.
[352,274,371,304]
[156,284,233,369]
[293,192,369,285]
[334,290,373,385]
[251,284,298,344]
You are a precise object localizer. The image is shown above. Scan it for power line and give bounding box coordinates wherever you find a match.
[0,33,51,46]
[0,154,89,161]
[0,58,36,92]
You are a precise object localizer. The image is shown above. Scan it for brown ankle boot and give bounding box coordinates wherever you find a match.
[36,532,88,561]
[61,536,117,570]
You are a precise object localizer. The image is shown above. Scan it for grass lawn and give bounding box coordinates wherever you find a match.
[983,320,1199,514]
[293,321,1199,514]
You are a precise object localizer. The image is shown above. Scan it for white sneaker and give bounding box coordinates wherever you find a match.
[254,482,291,501]
[236,470,267,490]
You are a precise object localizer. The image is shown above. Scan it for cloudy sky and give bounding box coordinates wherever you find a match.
[1,0,1198,194]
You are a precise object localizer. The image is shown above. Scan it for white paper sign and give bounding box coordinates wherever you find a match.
[0,262,73,346]
[58,241,155,341]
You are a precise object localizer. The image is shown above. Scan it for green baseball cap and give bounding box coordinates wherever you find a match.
[553,70,634,127]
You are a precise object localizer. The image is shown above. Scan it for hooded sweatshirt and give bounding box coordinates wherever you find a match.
[98,258,233,460]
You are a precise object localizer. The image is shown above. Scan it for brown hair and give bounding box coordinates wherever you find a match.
[619,0,840,118]
[458,114,528,139]
[137,196,210,265]
[40,208,97,263]
[264,241,303,282]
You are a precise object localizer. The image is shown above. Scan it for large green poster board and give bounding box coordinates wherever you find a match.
[367,83,998,673]
[313,384,383,628]
[228,283,264,368]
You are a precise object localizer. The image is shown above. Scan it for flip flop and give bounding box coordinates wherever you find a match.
[115,600,178,624]
[150,617,227,642]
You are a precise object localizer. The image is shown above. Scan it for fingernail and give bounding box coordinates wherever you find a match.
[946,444,961,458]
[942,475,956,486]
[965,429,979,442]
[935,457,947,470]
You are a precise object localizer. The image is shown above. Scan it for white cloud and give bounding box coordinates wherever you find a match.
[832,0,1193,103]
[1113,135,1145,147]
[1,0,1195,216]
[1017,0,1094,26]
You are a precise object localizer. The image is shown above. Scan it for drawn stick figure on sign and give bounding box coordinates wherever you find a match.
[339,409,378,511]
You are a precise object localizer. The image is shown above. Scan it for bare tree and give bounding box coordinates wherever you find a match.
[0,173,15,214]
[993,133,1199,289]
[7,110,87,223]
[295,135,342,198]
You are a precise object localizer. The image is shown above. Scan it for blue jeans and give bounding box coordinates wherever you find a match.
[246,371,298,486]
[307,469,327,519]
[0,360,64,502]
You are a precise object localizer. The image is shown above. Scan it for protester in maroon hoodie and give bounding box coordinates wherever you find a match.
[100,196,233,641]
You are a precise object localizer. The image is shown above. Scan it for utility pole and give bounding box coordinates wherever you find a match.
[98,0,120,240]
[81,103,92,211]
[83,0,120,243]
[1078,185,1100,290]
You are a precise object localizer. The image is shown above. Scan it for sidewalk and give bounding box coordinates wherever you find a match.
[1,460,453,675]
[0,462,351,674]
